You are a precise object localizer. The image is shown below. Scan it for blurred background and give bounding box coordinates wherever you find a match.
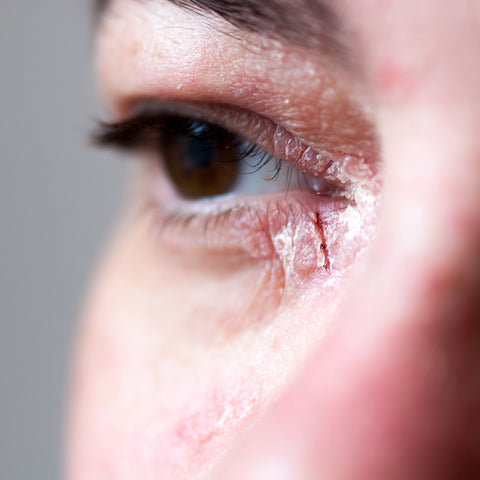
[1,1,126,478]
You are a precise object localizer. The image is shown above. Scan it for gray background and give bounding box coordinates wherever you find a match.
[1,1,126,478]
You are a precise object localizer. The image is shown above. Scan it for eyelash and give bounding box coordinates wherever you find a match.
[94,112,288,179]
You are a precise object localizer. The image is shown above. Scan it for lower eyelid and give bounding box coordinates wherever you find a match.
[145,192,349,280]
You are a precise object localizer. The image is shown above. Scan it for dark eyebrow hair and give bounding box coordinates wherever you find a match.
[96,0,349,62]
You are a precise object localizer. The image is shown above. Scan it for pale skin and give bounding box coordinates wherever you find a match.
[67,0,480,479]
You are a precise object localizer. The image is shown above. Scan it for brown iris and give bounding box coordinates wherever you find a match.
[162,121,240,199]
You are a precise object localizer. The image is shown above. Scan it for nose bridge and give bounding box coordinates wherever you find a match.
[321,91,480,477]
[351,0,480,401]
[364,91,480,378]
[376,96,480,314]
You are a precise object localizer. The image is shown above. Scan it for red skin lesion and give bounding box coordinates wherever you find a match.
[316,212,331,270]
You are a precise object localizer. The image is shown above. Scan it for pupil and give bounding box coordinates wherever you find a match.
[184,137,213,169]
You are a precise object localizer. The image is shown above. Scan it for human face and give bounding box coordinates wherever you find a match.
[67,1,480,479]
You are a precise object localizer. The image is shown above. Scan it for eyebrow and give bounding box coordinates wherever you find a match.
[96,0,349,61]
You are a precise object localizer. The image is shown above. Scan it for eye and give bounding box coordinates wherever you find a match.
[93,109,340,200]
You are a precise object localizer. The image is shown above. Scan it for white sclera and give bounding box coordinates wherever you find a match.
[232,147,295,195]
[231,143,332,196]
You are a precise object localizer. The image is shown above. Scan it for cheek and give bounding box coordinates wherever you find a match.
[67,231,266,479]
[69,330,268,480]
[67,217,343,480]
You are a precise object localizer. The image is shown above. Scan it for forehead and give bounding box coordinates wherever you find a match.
[96,0,480,109]
[96,0,350,61]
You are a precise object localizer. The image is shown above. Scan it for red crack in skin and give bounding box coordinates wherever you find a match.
[316,211,331,271]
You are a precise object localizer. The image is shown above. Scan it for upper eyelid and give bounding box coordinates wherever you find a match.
[92,111,279,169]
[94,101,277,143]
[93,101,320,170]
[93,111,241,148]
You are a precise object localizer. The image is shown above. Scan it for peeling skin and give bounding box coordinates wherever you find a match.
[152,184,377,297]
